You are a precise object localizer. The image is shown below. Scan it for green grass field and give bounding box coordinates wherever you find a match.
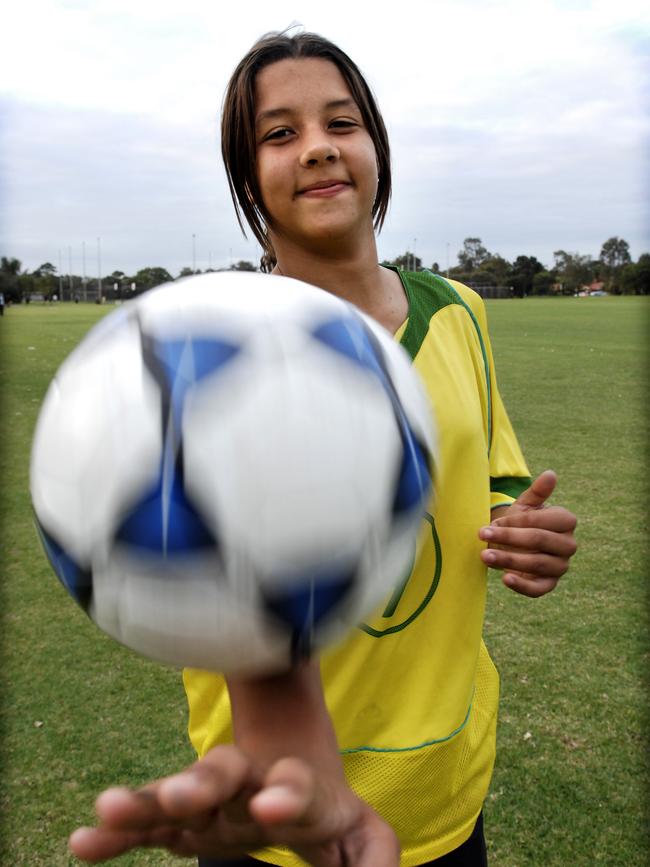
[1,297,648,865]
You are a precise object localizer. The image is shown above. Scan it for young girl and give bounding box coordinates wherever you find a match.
[70,31,577,867]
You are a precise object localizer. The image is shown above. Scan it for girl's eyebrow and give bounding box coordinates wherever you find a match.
[255,97,358,127]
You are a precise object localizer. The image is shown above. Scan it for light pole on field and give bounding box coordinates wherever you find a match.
[58,249,63,297]
[97,237,103,302]
[68,246,73,300]
[82,241,86,302]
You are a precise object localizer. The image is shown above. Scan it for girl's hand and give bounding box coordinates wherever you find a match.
[479,470,577,598]
[69,744,399,866]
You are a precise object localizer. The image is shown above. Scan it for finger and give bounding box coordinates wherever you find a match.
[94,787,164,829]
[502,572,560,598]
[514,469,557,509]
[479,525,578,558]
[481,546,570,578]
[157,745,254,819]
[69,825,173,862]
[487,506,577,534]
[94,746,254,831]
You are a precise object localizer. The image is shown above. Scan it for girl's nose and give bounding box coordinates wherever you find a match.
[299,138,341,168]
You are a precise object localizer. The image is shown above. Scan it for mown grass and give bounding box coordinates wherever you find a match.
[482,296,649,865]
[0,304,194,866]
[0,297,647,865]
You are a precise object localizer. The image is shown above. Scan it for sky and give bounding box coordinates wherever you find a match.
[1,0,649,278]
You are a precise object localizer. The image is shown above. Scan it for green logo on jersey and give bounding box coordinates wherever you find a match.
[359,512,441,637]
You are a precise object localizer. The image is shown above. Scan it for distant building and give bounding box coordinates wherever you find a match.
[578,280,608,297]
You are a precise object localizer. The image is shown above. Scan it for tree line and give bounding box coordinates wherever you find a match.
[385,236,648,297]
[1,236,647,303]
[0,260,257,304]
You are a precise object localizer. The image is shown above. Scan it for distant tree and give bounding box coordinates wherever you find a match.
[480,255,512,287]
[0,256,23,302]
[458,268,500,287]
[447,256,515,294]
[457,238,490,272]
[600,237,631,270]
[2,256,21,276]
[619,254,650,295]
[532,270,555,296]
[231,260,257,272]
[430,262,440,273]
[599,237,632,293]
[106,271,131,299]
[32,262,59,299]
[553,250,595,294]
[133,267,173,294]
[34,262,56,276]
[511,255,544,297]
[178,267,195,278]
[446,271,473,285]
[384,251,422,271]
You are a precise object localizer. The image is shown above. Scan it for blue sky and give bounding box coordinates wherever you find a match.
[2,0,648,277]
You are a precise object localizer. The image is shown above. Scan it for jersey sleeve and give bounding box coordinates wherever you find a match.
[449,281,531,509]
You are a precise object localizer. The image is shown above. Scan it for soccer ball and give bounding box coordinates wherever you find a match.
[30,272,436,675]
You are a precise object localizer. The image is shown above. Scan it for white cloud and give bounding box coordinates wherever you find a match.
[2,0,648,273]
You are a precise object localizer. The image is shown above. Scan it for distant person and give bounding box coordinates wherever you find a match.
[0,291,4,316]
[70,30,578,867]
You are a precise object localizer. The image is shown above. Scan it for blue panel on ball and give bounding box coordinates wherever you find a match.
[139,333,241,437]
[392,428,432,515]
[263,568,356,657]
[312,317,385,382]
[115,330,233,559]
[115,459,216,555]
[35,517,92,611]
[152,336,240,419]
[314,315,432,517]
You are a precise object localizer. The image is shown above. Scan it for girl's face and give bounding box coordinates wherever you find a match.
[254,58,379,254]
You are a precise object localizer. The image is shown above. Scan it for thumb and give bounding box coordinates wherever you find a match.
[515,469,557,509]
[250,758,318,826]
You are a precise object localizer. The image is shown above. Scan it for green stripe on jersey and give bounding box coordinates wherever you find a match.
[385,267,494,453]
[385,268,460,361]
[490,475,532,500]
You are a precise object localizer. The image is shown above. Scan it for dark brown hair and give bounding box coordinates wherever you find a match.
[221,30,392,272]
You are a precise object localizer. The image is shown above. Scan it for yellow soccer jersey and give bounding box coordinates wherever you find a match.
[183,271,530,865]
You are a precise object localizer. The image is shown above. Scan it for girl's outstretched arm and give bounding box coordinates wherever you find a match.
[70,661,400,867]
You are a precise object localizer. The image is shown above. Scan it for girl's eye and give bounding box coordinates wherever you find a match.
[263,127,293,142]
[330,119,357,130]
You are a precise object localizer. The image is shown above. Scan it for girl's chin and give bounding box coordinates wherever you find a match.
[269,213,375,254]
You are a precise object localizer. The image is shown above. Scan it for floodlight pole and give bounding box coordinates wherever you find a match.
[97,237,103,303]
[192,234,196,273]
[82,241,86,302]
[68,246,73,300]
[58,249,63,297]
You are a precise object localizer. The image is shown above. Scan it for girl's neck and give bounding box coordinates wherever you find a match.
[271,236,408,334]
